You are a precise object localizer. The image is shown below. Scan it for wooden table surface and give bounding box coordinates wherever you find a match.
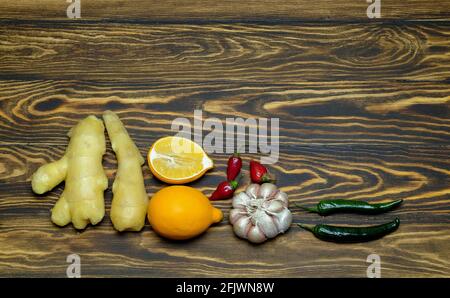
[0,1,449,278]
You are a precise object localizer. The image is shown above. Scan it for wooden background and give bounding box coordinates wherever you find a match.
[0,1,449,278]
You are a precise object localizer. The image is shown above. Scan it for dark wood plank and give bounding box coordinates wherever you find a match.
[0,80,449,146]
[0,23,449,83]
[0,9,449,278]
[0,139,449,277]
[1,144,449,220]
[0,222,448,277]
[1,0,449,21]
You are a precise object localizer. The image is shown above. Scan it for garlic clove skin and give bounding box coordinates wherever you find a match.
[245,184,260,199]
[275,191,289,206]
[247,226,267,243]
[266,200,285,213]
[272,208,292,233]
[259,183,277,199]
[233,216,251,239]
[232,192,250,209]
[229,208,246,225]
[256,212,279,239]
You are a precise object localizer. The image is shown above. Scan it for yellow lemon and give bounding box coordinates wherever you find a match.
[147,136,213,184]
[148,186,223,240]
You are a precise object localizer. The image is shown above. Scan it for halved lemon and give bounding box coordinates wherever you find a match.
[147,136,213,184]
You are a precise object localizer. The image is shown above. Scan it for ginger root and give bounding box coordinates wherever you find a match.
[31,115,108,229]
[103,110,148,232]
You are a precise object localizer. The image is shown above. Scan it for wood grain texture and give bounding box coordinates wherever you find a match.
[0,80,449,145]
[1,22,450,82]
[1,145,449,222]
[0,2,449,278]
[0,0,450,21]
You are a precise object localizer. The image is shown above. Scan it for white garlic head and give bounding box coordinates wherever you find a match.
[229,183,292,243]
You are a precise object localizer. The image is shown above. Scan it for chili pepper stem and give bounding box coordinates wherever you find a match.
[262,173,276,184]
[296,204,319,213]
[230,174,242,190]
[231,173,243,187]
[297,224,315,233]
[236,172,243,182]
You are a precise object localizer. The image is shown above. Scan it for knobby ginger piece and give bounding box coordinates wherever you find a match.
[103,110,148,232]
[31,115,108,229]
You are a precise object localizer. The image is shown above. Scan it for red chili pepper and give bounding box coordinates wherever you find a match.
[209,179,239,201]
[227,153,242,181]
[250,160,275,184]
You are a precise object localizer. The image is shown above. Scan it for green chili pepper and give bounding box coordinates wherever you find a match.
[297,199,403,216]
[298,218,400,243]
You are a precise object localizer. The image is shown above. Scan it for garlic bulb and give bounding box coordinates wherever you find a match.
[229,183,292,243]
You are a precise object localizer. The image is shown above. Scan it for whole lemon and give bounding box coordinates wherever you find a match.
[148,186,223,240]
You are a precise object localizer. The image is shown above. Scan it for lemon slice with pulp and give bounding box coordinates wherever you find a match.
[147,136,213,184]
